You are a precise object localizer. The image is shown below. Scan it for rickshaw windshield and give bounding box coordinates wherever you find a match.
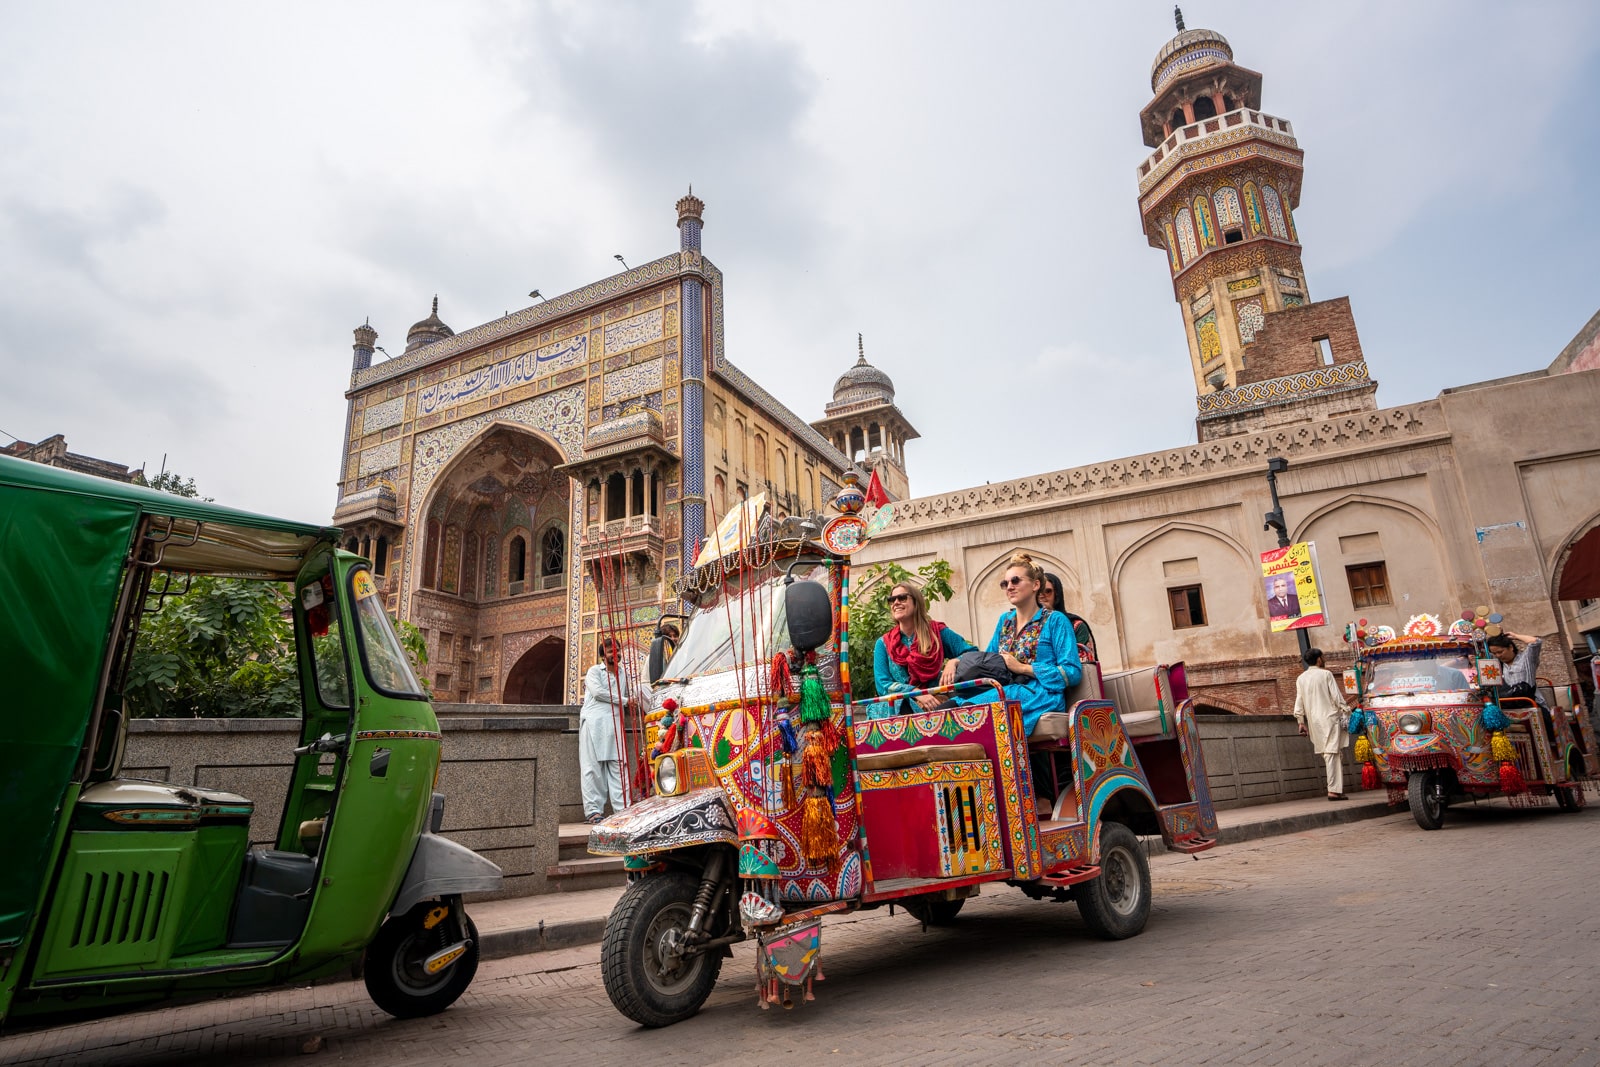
[349,568,426,698]
[1369,653,1475,695]
[665,561,830,679]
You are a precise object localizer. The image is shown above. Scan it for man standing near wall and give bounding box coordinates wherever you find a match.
[1293,647,1350,801]
[580,638,628,824]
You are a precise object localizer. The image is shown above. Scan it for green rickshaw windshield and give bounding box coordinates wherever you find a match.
[349,568,426,698]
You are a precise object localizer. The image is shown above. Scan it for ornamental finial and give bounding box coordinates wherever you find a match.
[1174,6,1185,31]
[857,333,866,364]
[431,294,439,316]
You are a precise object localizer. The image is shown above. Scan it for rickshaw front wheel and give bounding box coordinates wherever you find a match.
[1407,771,1446,830]
[1075,822,1151,940]
[602,871,723,1027]
[364,901,481,1019]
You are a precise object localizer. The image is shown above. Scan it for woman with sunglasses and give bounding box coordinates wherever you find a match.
[1040,571,1097,662]
[872,582,978,715]
[955,552,1082,735]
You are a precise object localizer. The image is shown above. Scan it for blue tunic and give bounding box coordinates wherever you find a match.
[955,607,1082,735]
[866,626,977,719]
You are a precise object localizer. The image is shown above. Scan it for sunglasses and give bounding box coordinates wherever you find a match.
[887,593,912,604]
[998,576,1029,589]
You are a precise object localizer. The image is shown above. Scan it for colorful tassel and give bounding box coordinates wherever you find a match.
[780,758,796,808]
[769,653,793,699]
[1481,703,1507,732]
[1347,709,1365,734]
[1361,762,1380,790]
[799,665,830,725]
[777,714,798,755]
[801,794,836,863]
[1354,736,1372,763]
[1490,730,1516,763]
[1499,760,1526,794]
[802,731,831,788]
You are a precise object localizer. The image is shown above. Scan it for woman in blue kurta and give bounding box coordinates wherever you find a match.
[870,582,977,717]
[957,552,1082,735]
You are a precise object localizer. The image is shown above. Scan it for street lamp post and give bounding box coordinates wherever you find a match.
[1264,457,1312,659]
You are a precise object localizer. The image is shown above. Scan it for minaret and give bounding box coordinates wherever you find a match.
[1137,9,1376,440]
[810,335,918,501]
[676,188,708,560]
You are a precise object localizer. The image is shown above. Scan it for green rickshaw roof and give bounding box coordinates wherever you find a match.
[0,454,339,580]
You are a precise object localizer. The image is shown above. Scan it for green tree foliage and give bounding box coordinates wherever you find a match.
[143,470,207,499]
[847,558,955,701]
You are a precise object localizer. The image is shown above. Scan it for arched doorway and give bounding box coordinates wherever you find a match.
[504,637,566,705]
[1552,517,1600,704]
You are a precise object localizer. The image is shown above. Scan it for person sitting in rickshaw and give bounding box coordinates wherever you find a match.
[1487,630,1555,740]
[953,552,1081,735]
[1041,571,1096,662]
[871,581,977,715]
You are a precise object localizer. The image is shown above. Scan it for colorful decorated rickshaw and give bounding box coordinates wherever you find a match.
[1344,610,1597,830]
[587,475,1218,1026]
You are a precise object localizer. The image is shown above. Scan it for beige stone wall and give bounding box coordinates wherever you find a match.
[705,381,836,521]
[855,368,1600,712]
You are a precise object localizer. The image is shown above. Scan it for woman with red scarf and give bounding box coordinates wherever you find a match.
[871,582,977,715]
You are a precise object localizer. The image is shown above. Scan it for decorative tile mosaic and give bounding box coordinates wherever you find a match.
[1262,185,1288,239]
[1197,361,1370,414]
[1163,221,1180,272]
[603,309,664,356]
[1243,181,1265,234]
[1277,272,1300,290]
[1235,298,1266,343]
[362,397,406,435]
[418,335,587,417]
[1175,208,1198,264]
[1213,186,1242,228]
[1190,291,1213,315]
[1194,310,1221,362]
[1192,195,1216,249]
[358,439,402,477]
[1226,276,1260,293]
[1282,294,1305,307]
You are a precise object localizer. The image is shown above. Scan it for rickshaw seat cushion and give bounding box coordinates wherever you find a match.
[855,743,988,771]
[1030,713,1072,741]
[1028,705,1167,743]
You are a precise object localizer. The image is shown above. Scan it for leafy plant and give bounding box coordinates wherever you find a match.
[847,558,955,701]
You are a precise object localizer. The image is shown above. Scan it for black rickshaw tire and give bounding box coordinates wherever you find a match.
[902,895,966,926]
[601,871,723,1028]
[364,903,481,1019]
[1075,821,1151,940]
[1407,771,1446,830]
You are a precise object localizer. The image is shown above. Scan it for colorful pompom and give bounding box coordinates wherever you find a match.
[1490,730,1516,763]
[1354,736,1372,763]
[1498,760,1526,794]
[1361,763,1380,790]
[1482,703,1507,732]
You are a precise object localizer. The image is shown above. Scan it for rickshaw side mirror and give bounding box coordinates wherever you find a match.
[785,579,833,654]
[647,635,669,683]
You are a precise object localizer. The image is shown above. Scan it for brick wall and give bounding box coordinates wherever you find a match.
[1237,296,1364,385]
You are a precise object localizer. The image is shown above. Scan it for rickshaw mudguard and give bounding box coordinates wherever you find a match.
[587,787,737,857]
[1385,731,1455,767]
[390,833,504,916]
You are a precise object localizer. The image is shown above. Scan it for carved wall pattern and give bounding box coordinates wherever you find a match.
[885,401,1438,530]
[362,397,406,434]
[1196,361,1370,414]
[358,439,402,477]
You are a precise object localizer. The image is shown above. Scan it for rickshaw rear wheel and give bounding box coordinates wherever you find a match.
[364,902,481,1019]
[1076,822,1150,940]
[902,895,965,926]
[1407,771,1446,830]
[602,871,723,1028]
[1554,783,1585,811]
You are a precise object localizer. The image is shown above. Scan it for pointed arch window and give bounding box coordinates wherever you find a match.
[508,534,527,587]
[540,524,566,580]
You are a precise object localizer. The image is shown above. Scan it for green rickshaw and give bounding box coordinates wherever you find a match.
[0,455,499,1028]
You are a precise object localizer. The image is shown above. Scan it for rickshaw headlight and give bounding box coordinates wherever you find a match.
[1399,711,1429,735]
[655,755,680,796]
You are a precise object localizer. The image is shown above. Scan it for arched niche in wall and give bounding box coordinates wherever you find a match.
[1110,521,1260,669]
[1290,494,1450,634]
[966,548,1082,648]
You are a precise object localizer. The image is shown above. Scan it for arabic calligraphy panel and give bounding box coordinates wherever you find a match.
[603,308,664,354]
[418,336,589,417]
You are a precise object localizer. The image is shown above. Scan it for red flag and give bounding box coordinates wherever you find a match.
[864,468,889,507]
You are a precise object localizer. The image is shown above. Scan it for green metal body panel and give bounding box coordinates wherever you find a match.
[0,457,447,1026]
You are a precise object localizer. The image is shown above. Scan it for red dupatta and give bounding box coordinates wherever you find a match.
[885,621,948,688]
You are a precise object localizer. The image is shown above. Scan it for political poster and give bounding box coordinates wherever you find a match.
[1261,541,1326,632]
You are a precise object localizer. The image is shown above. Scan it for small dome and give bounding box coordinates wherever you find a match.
[1151,26,1233,94]
[404,295,454,354]
[831,336,894,407]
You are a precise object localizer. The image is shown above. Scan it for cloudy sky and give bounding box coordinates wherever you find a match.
[2,1,1596,522]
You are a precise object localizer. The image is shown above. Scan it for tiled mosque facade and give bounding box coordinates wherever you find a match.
[332,193,866,704]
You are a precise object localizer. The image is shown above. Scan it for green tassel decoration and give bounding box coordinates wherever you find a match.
[799,664,830,725]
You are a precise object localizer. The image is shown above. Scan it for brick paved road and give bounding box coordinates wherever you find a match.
[4,803,1597,1066]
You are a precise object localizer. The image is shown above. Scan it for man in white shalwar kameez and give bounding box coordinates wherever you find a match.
[580,638,628,823]
[1293,647,1350,800]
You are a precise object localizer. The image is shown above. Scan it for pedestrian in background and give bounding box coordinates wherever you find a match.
[580,637,628,824]
[1293,647,1350,801]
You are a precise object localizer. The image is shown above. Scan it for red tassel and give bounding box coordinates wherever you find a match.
[801,794,836,863]
[802,732,831,788]
[1361,763,1380,791]
[769,653,793,699]
[818,717,841,753]
[1499,760,1526,794]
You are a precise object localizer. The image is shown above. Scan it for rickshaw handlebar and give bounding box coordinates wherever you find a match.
[294,732,348,756]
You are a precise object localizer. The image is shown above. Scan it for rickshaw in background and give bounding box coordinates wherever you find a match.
[588,487,1218,1027]
[1344,611,1597,830]
[0,456,500,1029]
